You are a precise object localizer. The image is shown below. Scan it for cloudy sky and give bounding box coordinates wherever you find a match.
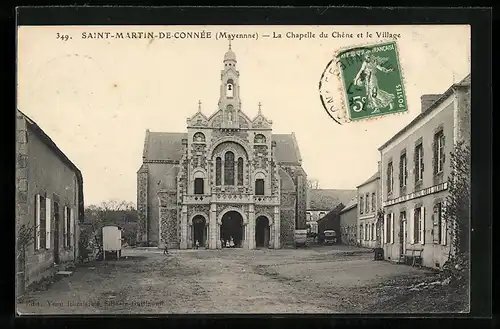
[17,25,470,206]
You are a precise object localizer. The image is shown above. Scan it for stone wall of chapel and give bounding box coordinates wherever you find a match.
[147,163,178,247]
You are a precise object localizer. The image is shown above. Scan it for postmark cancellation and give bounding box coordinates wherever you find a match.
[319,40,408,124]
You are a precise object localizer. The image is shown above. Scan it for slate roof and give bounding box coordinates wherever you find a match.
[143,132,187,161]
[340,196,358,214]
[307,189,357,211]
[142,130,302,164]
[379,73,471,151]
[17,109,85,222]
[357,171,380,188]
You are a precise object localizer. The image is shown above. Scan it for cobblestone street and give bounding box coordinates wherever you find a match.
[17,245,466,314]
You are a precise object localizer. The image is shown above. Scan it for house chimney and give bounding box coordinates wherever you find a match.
[421,94,442,113]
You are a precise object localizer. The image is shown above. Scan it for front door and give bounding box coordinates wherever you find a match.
[53,202,60,264]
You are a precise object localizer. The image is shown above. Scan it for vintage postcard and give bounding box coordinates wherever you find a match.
[16,23,471,314]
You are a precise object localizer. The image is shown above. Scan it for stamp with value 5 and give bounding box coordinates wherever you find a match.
[337,41,408,122]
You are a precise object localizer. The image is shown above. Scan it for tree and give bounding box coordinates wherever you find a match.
[307,179,320,189]
[80,200,138,261]
[16,223,37,296]
[443,141,470,283]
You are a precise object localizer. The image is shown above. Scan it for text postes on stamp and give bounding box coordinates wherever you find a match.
[319,41,408,124]
[338,41,408,121]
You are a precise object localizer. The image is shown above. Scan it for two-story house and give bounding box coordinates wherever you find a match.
[378,74,470,269]
[357,171,380,249]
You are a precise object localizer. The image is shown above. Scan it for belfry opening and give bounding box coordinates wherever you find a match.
[221,211,244,248]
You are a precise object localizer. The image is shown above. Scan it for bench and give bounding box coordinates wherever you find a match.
[403,248,423,267]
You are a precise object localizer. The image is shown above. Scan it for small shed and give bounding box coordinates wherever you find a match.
[102,225,123,260]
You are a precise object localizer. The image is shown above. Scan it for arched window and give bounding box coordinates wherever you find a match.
[215,157,222,186]
[194,171,205,194]
[254,134,266,144]
[224,151,235,185]
[226,79,234,98]
[255,179,265,196]
[193,132,205,143]
[237,157,244,186]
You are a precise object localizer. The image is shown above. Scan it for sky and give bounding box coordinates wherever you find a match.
[17,25,470,206]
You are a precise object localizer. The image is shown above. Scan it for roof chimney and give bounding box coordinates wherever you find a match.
[421,94,442,113]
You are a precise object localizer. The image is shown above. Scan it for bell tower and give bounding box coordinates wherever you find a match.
[219,40,241,129]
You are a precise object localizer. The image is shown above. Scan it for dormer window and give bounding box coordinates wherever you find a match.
[226,79,234,98]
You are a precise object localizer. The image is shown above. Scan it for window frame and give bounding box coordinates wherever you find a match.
[415,143,424,182]
[387,160,394,196]
[255,178,265,196]
[194,178,204,195]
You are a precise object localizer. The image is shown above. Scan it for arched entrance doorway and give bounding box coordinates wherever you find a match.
[255,216,270,248]
[220,211,244,248]
[192,215,207,248]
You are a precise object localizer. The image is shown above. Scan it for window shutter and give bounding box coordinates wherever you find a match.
[45,197,51,249]
[70,208,75,248]
[63,206,68,248]
[409,208,414,244]
[414,150,418,183]
[432,204,439,244]
[390,213,395,244]
[383,215,387,243]
[433,138,438,175]
[420,207,425,244]
[35,194,41,250]
[442,135,446,164]
[399,159,403,188]
[421,146,425,172]
[441,202,447,246]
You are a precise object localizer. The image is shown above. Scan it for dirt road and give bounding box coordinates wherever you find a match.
[17,246,465,314]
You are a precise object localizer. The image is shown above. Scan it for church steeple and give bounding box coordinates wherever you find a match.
[220,40,240,129]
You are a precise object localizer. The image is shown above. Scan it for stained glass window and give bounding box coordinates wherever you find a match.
[224,151,235,185]
[215,157,222,185]
[237,157,244,185]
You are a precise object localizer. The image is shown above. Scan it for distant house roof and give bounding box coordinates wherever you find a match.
[357,171,380,188]
[18,109,85,220]
[307,189,357,211]
[142,130,302,164]
[378,74,471,151]
[340,196,358,214]
[317,203,345,224]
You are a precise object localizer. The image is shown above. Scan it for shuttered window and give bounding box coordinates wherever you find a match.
[390,213,395,244]
[34,195,41,251]
[66,207,72,248]
[39,195,46,249]
[45,197,52,249]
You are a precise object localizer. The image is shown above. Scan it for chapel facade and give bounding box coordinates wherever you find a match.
[136,44,308,249]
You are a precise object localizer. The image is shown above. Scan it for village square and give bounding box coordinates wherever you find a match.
[16,36,470,314]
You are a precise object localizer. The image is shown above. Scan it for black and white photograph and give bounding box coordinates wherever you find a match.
[16,22,473,314]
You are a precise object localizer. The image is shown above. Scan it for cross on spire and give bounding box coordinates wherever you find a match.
[228,38,232,50]
[258,101,262,115]
[198,100,202,112]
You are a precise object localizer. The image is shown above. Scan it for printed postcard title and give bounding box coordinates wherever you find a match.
[55,30,402,42]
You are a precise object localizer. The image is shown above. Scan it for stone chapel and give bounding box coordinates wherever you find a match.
[136,43,308,249]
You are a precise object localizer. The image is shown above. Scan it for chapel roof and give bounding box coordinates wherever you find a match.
[142,130,302,165]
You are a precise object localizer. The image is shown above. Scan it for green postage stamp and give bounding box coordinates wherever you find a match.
[336,41,408,121]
